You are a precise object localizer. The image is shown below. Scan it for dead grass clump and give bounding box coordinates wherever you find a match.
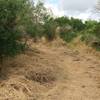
[25,69,56,84]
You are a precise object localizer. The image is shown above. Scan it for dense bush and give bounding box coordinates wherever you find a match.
[60,31,77,42]
[93,22,100,38]
[81,32,97,44]
[80,20,100,50]
[55,17,70,26]
[0,0,33,62]
[44,18,57,41]
[70,17,86,31]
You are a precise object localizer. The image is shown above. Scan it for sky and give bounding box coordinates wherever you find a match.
[43,0,100,20]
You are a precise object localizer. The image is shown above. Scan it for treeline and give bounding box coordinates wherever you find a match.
[0,0,100,62]
[0,0,48,62]
[55,17,100,49]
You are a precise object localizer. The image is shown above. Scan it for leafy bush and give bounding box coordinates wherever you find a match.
[55,17,70,26]
[60,31,77,42]
[81,33,96,44]
[0,0,32,62]
[93,22,100,39]
[44,18,57,41]
[80,30,100,50]
[70,17,86,31]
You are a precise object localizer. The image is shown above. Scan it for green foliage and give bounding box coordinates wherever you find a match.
[70,17,85,31]
[60,30,77,42]
[25,1,49,41]
[0,0,54,61]
[80,20,100,50]
[54,17,83,42]
[85,20,98,29]
[81,32,100,51]
[92,22,100,38]
[0,0,31,60]
[55,17,100,50]
[44,18,57,41]
[60,32,77,42]
[81,32,96,44]
[55,17,70,26]
[55,17,85,31]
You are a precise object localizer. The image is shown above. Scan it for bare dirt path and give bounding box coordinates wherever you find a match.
[37,44,100,100]
[0,42,100,100]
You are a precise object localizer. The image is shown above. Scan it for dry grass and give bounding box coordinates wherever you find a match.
[0,38,100,100]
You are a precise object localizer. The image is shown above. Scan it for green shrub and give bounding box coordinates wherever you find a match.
[60,31,77,42]
[44,18,57,41]
[0,0,32,62]
[80,31,100,50]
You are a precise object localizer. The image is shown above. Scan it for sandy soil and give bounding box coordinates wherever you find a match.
[0,40,100,100]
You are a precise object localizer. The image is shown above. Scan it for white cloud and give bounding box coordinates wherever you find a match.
[59,0,97,11]
[44,0,99,20]
[44,1,65,17]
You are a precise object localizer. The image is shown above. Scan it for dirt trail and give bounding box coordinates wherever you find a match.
[36,44,100,100]
[0,42,100,100]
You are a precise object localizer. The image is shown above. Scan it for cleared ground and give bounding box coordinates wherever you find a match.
[0,40,100,100]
